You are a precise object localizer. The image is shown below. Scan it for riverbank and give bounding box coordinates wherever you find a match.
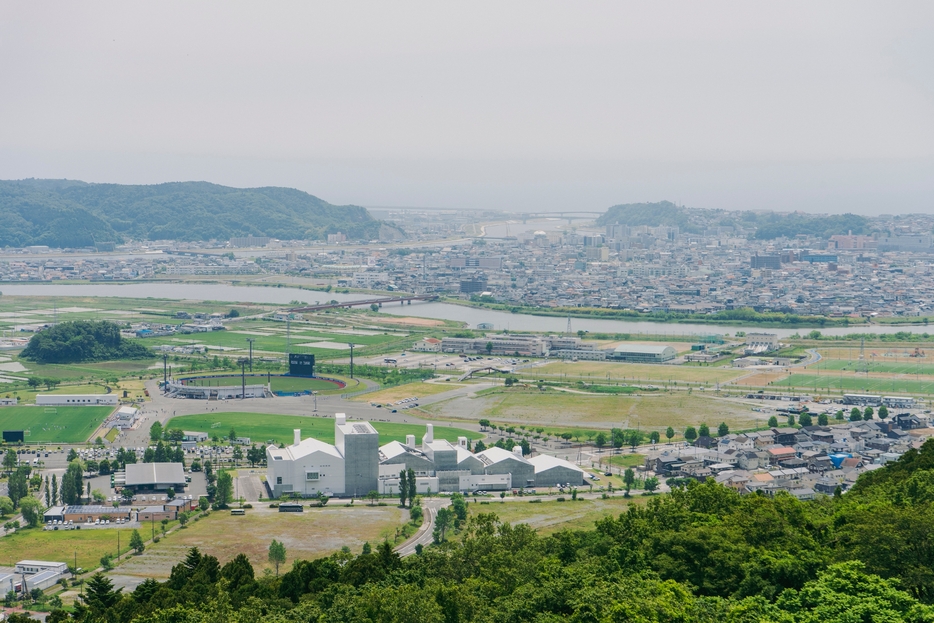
[441,298,868,329]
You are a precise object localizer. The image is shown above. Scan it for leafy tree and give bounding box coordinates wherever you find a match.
[787,414,796,426]
[665,426,675,442]
[627,430,643,451]
[594,432,607,449]
[835,409,845,420]
[473,440,486,452]
[0,496,13,517]
[214,471,234,507]
[433,508,453,543]
[26,377,41,389]
[18,496,42,527]
[407,468,416,504]
[878,405,889,419]
[143,447,155,463]
[232,445,243,465]
[698,423,710,438]
[149,421,163,442]
[684,426,697,442]
[154,441,167,463]
[451,493,467,523]
[768,415,779,427]
[8,467,29,507]
[817,412,829,426]
[717,422,729,437]
[798,412,813,427]
[2,449,16,475]
[268,539,286,576]
[864,406,874,421]
[649,431,660,445]
[366,490,379,506]
[130,529,145,554]
[229,428,237,443]
[644,476,660,493]
[623,468,635,496]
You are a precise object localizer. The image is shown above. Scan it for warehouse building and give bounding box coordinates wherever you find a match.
[43,505,132,524]
[607,344,677,363]
[528,455,586,487]
[124,463,187,492]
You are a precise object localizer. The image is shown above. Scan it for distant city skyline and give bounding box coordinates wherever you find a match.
[1,2,932,215]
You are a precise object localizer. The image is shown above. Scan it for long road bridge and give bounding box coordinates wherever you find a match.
[288,295,439,313]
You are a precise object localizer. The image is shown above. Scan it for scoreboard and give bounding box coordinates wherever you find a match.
[289,353,316,377]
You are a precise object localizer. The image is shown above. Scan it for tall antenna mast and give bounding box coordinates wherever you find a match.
[566,315,572,336]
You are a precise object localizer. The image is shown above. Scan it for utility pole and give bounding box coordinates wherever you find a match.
[349,343,355,379]
[239,358,248,399]
[163,353,169,392]
[246,338,255,372]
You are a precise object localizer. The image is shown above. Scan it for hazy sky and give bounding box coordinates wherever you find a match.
[1,2,932,214]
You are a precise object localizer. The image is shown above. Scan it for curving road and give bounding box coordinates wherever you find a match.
[395,498,449,557]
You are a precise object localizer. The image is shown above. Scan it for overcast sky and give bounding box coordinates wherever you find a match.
[1,2,932,214]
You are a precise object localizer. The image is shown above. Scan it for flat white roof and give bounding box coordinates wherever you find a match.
[125,462,186,485]
[528,454,585,474]
[269,437,342,461]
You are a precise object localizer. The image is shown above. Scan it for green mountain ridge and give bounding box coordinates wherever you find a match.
[0,179,389,247]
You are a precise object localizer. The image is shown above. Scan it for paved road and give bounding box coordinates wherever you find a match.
[395,498,449,557]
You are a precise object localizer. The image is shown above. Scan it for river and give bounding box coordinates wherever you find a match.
[0,283,926,339]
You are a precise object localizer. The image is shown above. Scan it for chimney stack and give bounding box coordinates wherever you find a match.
[405,434,416,447]
[513,445,524,457]
[422,424,434,445]
[293,429,301,446]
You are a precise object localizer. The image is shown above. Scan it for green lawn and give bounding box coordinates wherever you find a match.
[0,526,134,571]
[773,373,934,395]
[180,375,345,392]
[165,412,482,446]
[818,359,934,375]
[0,406,114,443]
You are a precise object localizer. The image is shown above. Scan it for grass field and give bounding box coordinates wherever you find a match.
[470,496,648,535]
[452,389,767,431]
[165,411,482,446]
[815,359,934,375]
[118,506,407,576]
[0,526,134,570]
[534,361,744,385]
[0,406,115,443]
[181,375,345,393]
[349,381,467,404]
[773,374,934,395]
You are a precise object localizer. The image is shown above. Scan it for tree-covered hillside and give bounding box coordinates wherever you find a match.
[39,439,934,623]
[20,320,152,364]
[0,179,389,246]
[596,201,700,232]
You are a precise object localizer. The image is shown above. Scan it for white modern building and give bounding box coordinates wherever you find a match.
[35,394,118,406]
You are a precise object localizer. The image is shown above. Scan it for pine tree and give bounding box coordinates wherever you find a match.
[129,529,145,554]
[398,470,408,508]
[407,468,416,504]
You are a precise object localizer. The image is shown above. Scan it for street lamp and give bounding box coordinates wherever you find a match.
[349,343,356,379]
[237,358,249,399]
[246,338,255,372]
[312,391,318,412]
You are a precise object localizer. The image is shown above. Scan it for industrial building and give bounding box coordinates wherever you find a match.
[266,416,584,499]
[607,344,677,363]
[124,463,187,492]
[43,505,132,523]
[744,333,780,354]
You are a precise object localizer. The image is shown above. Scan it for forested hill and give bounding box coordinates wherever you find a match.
[0,179,388,247]
[597,200,870,240]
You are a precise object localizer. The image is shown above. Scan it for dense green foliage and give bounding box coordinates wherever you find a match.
[0,179,387,246]
[597,200,700,232]
[21,320,152,363]
[751,212,869,240]
[595,200,869,241]
[37,439,934,622]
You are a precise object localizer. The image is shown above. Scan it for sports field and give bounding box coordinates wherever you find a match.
[165,411,482,446]
[0,526,137,571]
[181,375,345,393]
[535,361,743,385]
[0,406,114,443]
[349,381,467,403]
[815,359,934,375]
[772,373,934,395]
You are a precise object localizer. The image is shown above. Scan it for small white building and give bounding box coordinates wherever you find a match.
[36,394,118,406]
[15,560,68,575]
[411,338,442,352]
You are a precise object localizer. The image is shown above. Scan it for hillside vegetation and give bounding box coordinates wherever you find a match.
[48,439,934,623]
[597,200,870,240]
[0,179,388,246]
[20,320,152,364]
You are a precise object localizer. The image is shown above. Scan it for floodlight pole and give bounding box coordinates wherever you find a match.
[349,343,355,379]
[246,338,255,372]
[163,353,169,392]
[240,359,247,400]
